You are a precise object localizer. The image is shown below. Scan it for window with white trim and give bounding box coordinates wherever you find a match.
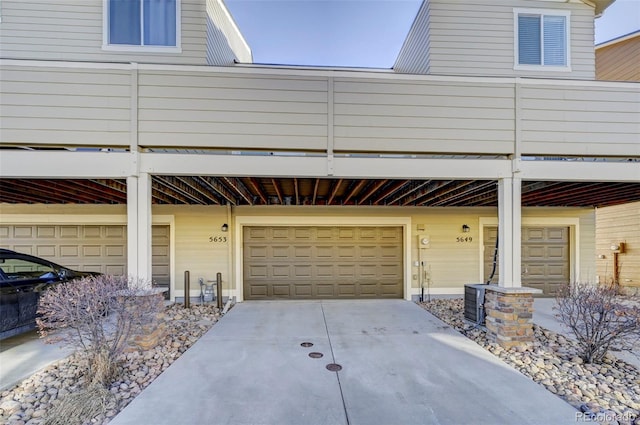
[514,9,570,69]
[105,0,180,50]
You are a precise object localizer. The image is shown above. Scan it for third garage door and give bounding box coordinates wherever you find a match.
[243,226,403,300]
[484,226,570,296]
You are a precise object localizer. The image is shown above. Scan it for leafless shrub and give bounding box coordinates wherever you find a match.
[555,282,640,364]
[37,275,163,387]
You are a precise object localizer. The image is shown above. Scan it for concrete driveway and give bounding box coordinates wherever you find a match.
[111,300,578,425]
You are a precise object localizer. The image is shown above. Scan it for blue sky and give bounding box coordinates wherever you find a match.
[225,0,640,67]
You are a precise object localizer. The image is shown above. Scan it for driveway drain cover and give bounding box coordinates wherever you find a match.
[326,363,342,372]
[300,342,313,348]
[309,352,323,358]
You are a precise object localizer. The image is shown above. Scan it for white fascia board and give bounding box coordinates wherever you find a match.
[520,161,640,182]
[332,157,512,180]
[139,152,328,177]
[0,151,134,178]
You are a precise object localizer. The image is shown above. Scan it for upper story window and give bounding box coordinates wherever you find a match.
[514,9,570,71]
[104,0,181,52]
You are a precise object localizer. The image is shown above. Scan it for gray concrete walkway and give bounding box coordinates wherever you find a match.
[111,300,578,425]
[0,329,71,391]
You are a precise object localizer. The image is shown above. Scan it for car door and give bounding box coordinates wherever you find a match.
[0,254,62,334]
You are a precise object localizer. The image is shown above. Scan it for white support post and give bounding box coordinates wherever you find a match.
[497,177,522,288]
[127,173,152,286]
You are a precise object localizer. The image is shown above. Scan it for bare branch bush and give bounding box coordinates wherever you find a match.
[555,282,640,364]
[37,275,163,387]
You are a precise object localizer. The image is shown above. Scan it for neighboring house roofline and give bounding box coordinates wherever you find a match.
[583,0,616,16]
[596,29,640,49]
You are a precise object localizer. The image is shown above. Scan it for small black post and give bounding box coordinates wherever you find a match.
[184,270,191,308]
[216,272,223,309]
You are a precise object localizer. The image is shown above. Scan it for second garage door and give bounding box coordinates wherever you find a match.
[243,226,403,300]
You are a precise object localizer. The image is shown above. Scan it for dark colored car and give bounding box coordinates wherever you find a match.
[0,249,101,340]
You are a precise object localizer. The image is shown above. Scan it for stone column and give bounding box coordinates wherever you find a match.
[485,286,541,349]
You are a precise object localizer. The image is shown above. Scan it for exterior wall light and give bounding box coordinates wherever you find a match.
[221,223,229,232]
[462,224,470,233]
[610,242,625,253]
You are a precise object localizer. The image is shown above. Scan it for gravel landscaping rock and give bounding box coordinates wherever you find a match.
[0,303,222,425]
[420,298,640,425]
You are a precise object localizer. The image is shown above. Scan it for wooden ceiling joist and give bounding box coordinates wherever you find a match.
[221,177,254,205]
[357,180,388,205]
[327,179,343,205]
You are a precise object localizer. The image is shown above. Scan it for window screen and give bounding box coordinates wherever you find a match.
[517,11,567,67]
[109,0,177,47]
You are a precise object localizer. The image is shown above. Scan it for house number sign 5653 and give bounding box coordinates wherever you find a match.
[209,235,228,243]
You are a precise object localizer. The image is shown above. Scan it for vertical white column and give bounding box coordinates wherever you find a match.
[137,172,152,284]
[127,173,152,286]
[127,175,139,281]
[498,177,522,288]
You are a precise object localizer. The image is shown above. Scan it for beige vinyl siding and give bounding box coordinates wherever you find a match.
[396,0,596,79]
[596,202,640,288]
[2,62,638,158]
[520,83,640,157]
[0,0,208,65]
[596,35,640,81]
[206,0,251,65]
[137,71,329,150]
[154,205,230,295]
[0,204,596,296]
[333,78,515,155]
[0,66,131,147]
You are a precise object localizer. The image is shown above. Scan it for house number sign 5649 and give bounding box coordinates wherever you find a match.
[209,235,228,243]
[456,236,473,243]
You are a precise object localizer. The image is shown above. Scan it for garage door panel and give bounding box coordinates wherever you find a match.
[338,228,355,239]
[37,227,56,238]
[82,245,101,256]
[272,246,290,258]
[337,283,356,297]
[272,285,291,296]
[105,226,124,238]
[294,265,311,278]
[316,246,334,258]
[14,227,33,238]
[294,228,312,239]
[338,246,356,258]
[36,245,56,257]
[316,284,335,297]
[294,284,312,297]
[105,245,125,257]
[243,226,403,300]
[81,226,100,238]
[294,246,312,258]
[316,265,334,277]
[59,226,79,238]
[272,228,290,239]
